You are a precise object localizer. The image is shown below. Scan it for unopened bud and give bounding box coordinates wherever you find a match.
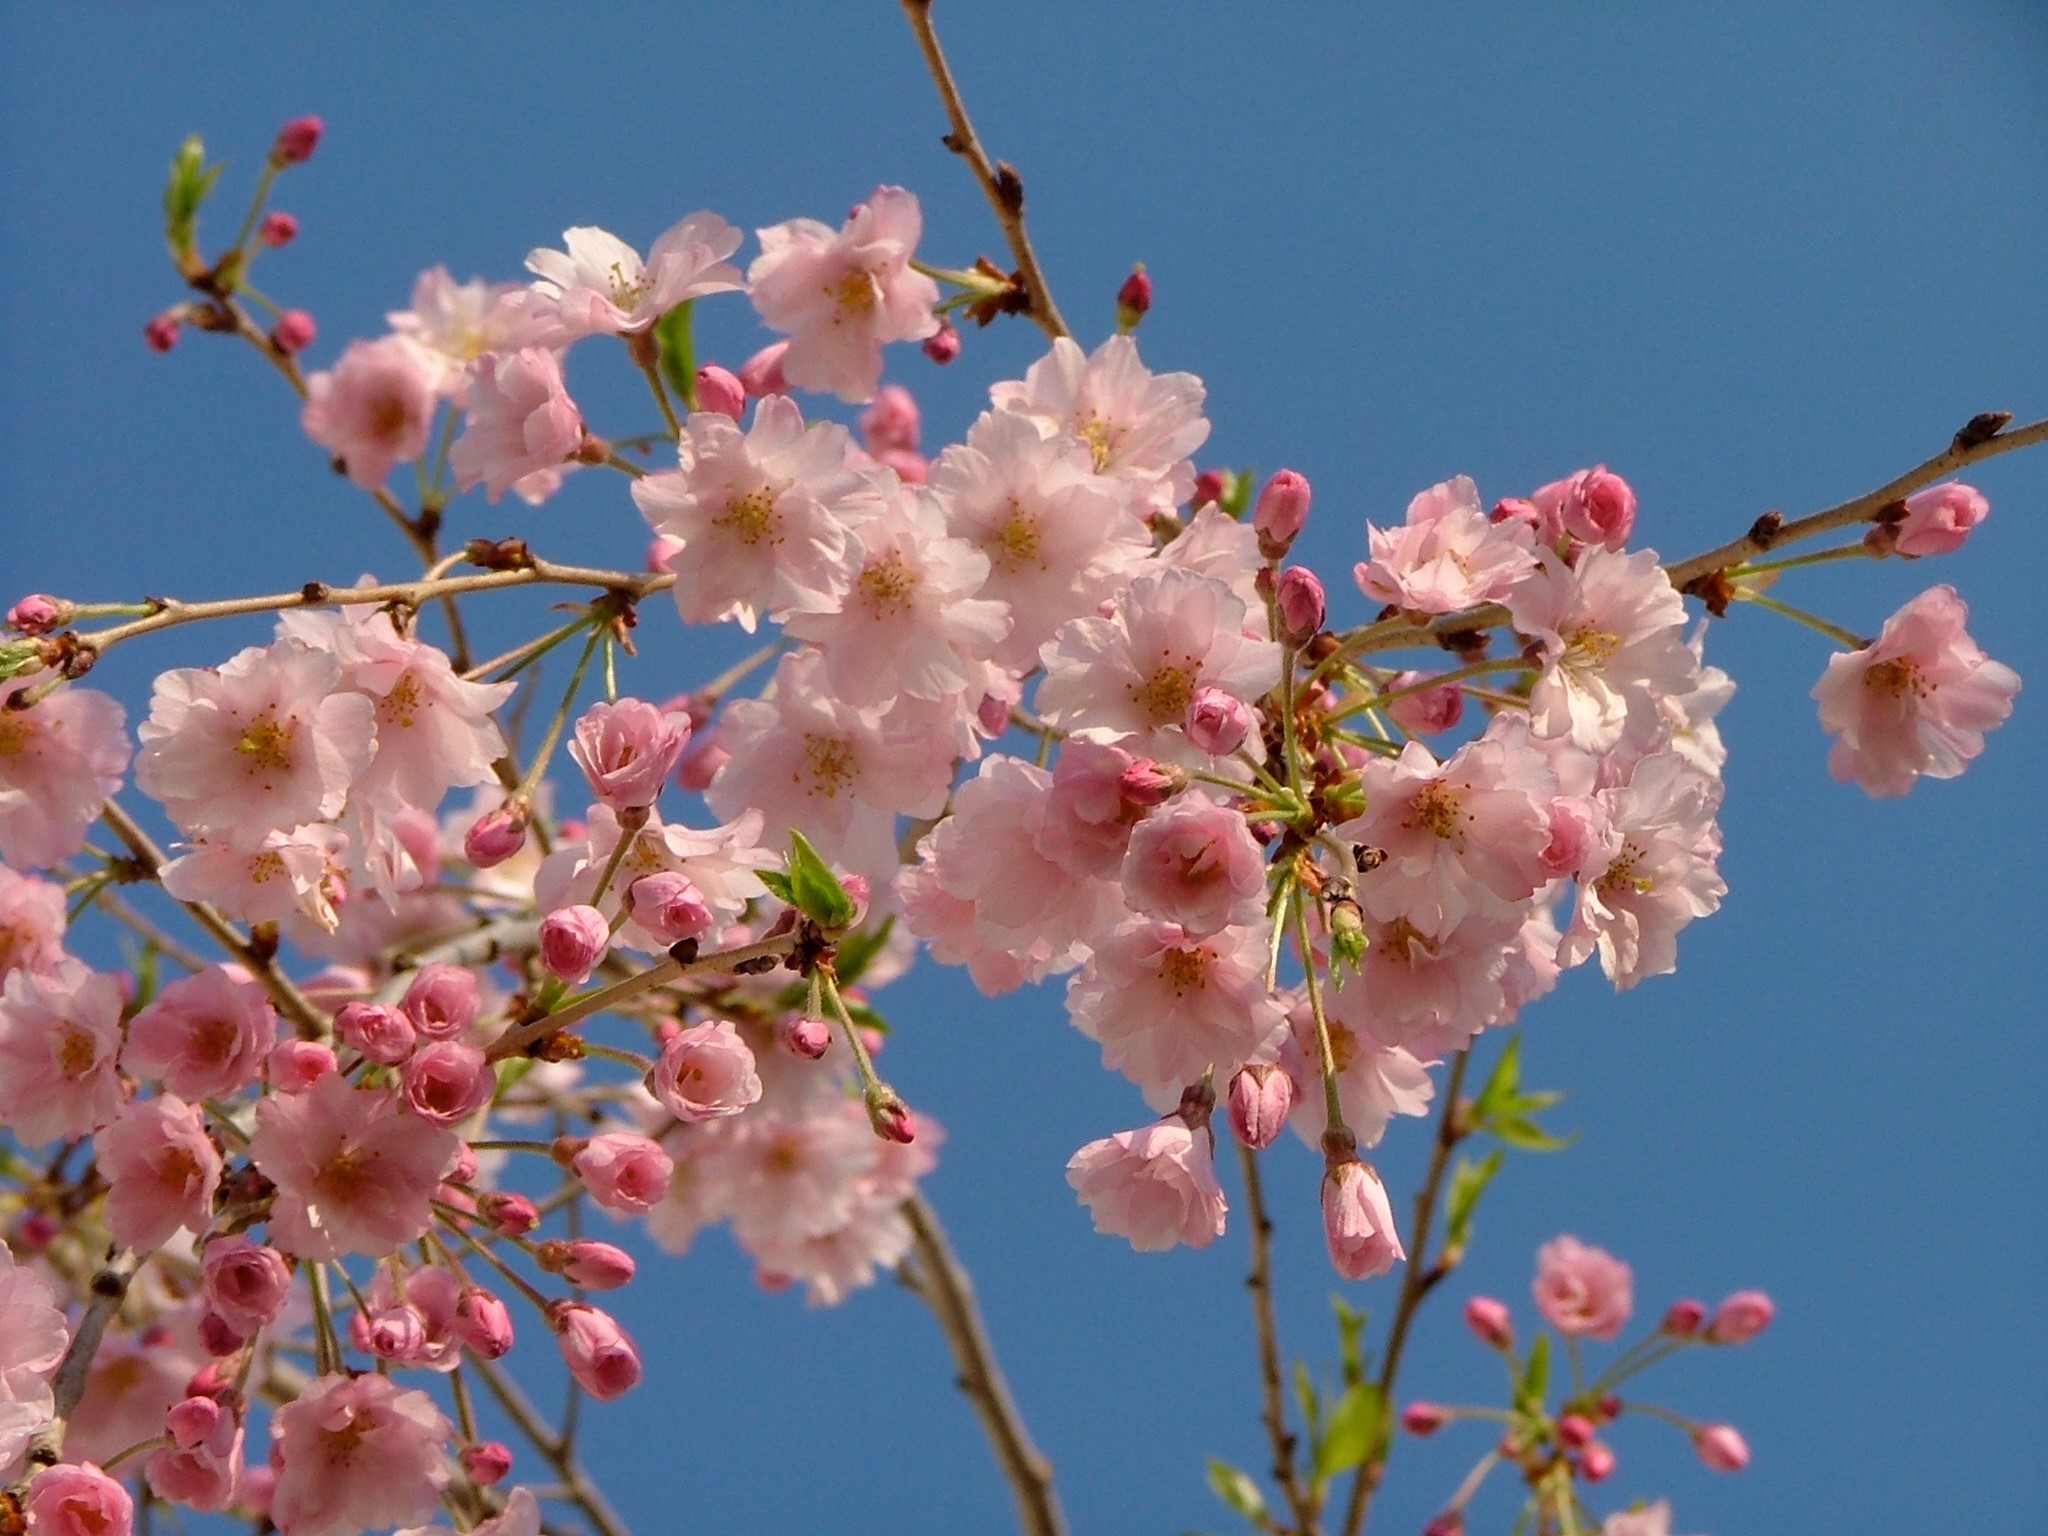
[166,1395,223,1449]
[1254,469,1312,558]
[783,1015,833,1060]
[332,1001,415,1066]
[196,1311,245,1357]
[870,1096,917,1144]
[1274,566,1326,645]
[738,341,791,397]
[270,115,323,166]
[1226,1064,1293,1149]
[266,1039,336,1092]
[695,363,746,419]
[1706,1289,1774,1344]
[453,1289,514,1359]
[921,320,961,364]
[1693,1424,1750,1473]
[536,1239,636,1290]
[1556,1412,1594,1449]
[1661,1298,1706,1337]
[627,872,714,946]
[6,596,69,636]
[1402,1401,1449,1437]
[14,1212,56,1251]
[144,310,182,352]
[463,804,529,869]
[538,904,610,984]
[258,211,299,248]
[1422,1514,1464,1536]
[476,1191,539,1237]
[1463,1295,1514,1349]
[1384,670,1465,736]
[1328,898,1367,967]
[1184,687,1252,756]
[460,1442,513,1487]
[271,309,317,354]
[1579,1439,1616,1482]
[1115,265,1152,331]
[1117,759,1178,810]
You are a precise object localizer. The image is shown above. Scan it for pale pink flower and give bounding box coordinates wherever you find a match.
[1382,671,1465,736]
[398,1488,540,1536]
[1120,792,1266,938]
[926,409,1148,669]
[649,1020,762,1123]
[0,867,66,980]
[99,1094,221,1249]
[1227,1063,1295,1149]
[158,824,350,934]
[569,698,691,810]
[1355,476,1538,614]
[1602,1500,1691,1536]
[0,959,125,1145]
[749,187,940,402]
[1066,918,1286,1108]
[747,1193,917,1307]
[535,803,774,955]
[270,1372,450,1536]
[632,395,870,630]
[1532,1234,1633,1339]
[1066,1119,1227,1251]
[448,347,582,501]
[525,213,743,338]
[860,383,921,453]
[1561,751,1725,988]
[64,1332,197,1468]
[573,1132,674,1215]
[1531,465,1636,551]
[148,1395,244,1512]
[1037,567,1283,760]
[250,1073,458,1260]
[0,1244,66,1470]
[1508,547,1699,752]
[719,1099,880,1248]
[1894,481,1989,557]
[24,1463,134,1536]
[1158,503,1267,613]
[401,1041,494,1125]
[1706,1289,1775,1344]
[1279,994,1435,1151]
[300,335,441,489]
[1034,738,1151,880]
[989,335,1209,512]
[0,681,129,870]
[1325,908,1521,1058]
[123,964,277,1101]
[386,266,527,389]
[1813,584,2019,798]
[200,1235,292,1336]
[1323,1159,1404,1278]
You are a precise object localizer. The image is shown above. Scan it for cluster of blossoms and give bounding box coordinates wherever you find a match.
[0,94,2026,1536]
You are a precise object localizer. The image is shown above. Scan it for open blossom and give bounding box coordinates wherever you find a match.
[137,639,375,843]
[1067,918,1287,1108]
[989,334,1210,512]
[1813,584,2019,798]
[448,346,583,501]
[1602,1500,1693,1536]
[1279,994,1435,1150]
[1323,1159,1404,1279]
[1121,792,1266,938]
[1066,1119,1227,1251]
[1037,567,1282,759]
[574,1132,674,1214]
[399,1488,541,1536]
[1562,751,1725,988]
[0,867,66,979]
[1508,546,1699,752]
[632,395,870,630]
[99,1094,222,1249]
[0,680,129,870]
[250,1073,458,1260]
[300,335,441,490]
[1533,1234,1634,1339]
[158,824,350,934]
[749,187,940,402]
[569,698,691,810]
[0,959,125,1145]
[1894,481,1989,557]
[536,803,773,955]
[525,213,743,337]
[123,964,277,1100]
[649,1020,762,1122]
[1327,907,1521,1058]
[200,1235,292,1336]
[1356,476,1538,614]
[926,409,1148,669]
[386,266,527,388]
[0,1244,67,1468]
[24,1463,134,1536]
[271,1372,451,1536]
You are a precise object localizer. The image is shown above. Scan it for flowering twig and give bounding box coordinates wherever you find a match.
[1236,1142,1312,1533]
[23,1247,148,1475]
[466,1352,631,1536]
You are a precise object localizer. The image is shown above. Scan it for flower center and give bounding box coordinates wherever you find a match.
[367,392,413,444]
[236,713,297,773]
[1132,663,1197,725]
[716,487,780,547]
[857,553,920,616]
[607,260,651,309]
[1564,626,1622,668]
[1404,780,1469,844]
[989,501,1044,572]
[378,671,423,731]
[55,1024,100,1079]
[191,1014,239,1067]
[1077,414,1120,471]
[1863,657,1925,699]
[800,733,856,798]
[1158,944,1211,997]
[248,850,285,885]
[830,270,880,315]
[1595,843,1652,896]
[316,1145,374,1207]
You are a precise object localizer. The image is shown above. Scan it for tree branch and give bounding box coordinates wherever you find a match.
[1237,1142,1312,1534]
[22,1247,148,1475]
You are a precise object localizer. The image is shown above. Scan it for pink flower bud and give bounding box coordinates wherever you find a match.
[1556,1412,1594,1449]
[1693,1423,1750,1472]
[332,1000,416,1066]
[196,1312,244,1356]
[570,697,690,811]
[447,1146,478,1186]
[1116,266,1152,329]
[357,1302,426,1361]
[454,1288,514,1359]
[694,363,746,419]
[1383,671,1465,736]
[271,115,323,165]
[1226,1064,1294,1149]
[1192,467,1229,507]
[1117,759,1178,810]
[271,309,317,354]
[401,962,481,1039]
[25,1463,134,1536]
[201,1236,291,1333]
[1275,566,1326,645]
[627,872,714,946]
[1184,687,1252,756]
[461,1442,513,1486]
[1321,1157,1404,1279]
[14,1212,55,1252]
[1492,494,1562,545]
[872,1099,917,1144]
[1402,1401,1449,1436]
[537,1238,636,1290]
[1895,482,1989,557]
[921,320,960,364]
[7,595,69,635]
[1579,1440,1616,1482]
[1596,1392,1622,1419]
[571,1131,673,1215]
[1463,1295,1514,1349]
[144,310,182,352]
[1661,1298,1706,1337]
[266,1039,336,1091]
[477,1191,539,1237]
[859,383,922,454]
[538,904,610,984]
[258,210,299,248]
[165,1395,222,1449]
[1560,465,1636,551]
[1706,1289,1774,1344]
[402,1040,494,1125]
[463,804,529,868]
[738,340,791,397]
[783,1015,833,1059]
[1422,1515,1464,1536]
[550,1302,643,1400]
[1255,469,1313,558]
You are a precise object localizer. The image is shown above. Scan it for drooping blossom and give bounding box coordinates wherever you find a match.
[0,680,130,870]
[250,1073,458,1259]
[401,1040,495,1125]
[123,964,277,1100]
[569,698,691,811]
[1355,476,1538,614]
[0,959,125,1145]
[989,334,1210,513]
[1227,1064,1295,1149]
[538,904,609,983]
[1120,792,1267,938]
[98,1094,222,1249]
[448,346,583,500]
[748,187,941,402]
[648,1020,762,1123]
[0,867,66,980]
[535,803,774,955]
[158,824,350,934]
[1322,1158,1404,1279]
[270,1372,451,1536]
[1066,1118,1227,1251]
[550,1302,643,1399]
[525,213,744,338]
[1893,481,1989,557]
[23,1463,134,1536]
[1532,1234,1634,1339]
[300,335,441,490]
[1812,584,2019,798]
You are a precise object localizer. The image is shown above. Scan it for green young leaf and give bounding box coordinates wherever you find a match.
[1222,465,1256,518]
[1331,1295,1369,1384]
[655,301,696,407]
[785,829,856,930]
[1293,1359,1322,1446]
[1488,1116,1577,1154]
[757,869,795,905]
[832,914,897,987]
[0,640,41,683]
[1517,1332,1551,1412]
[1473,1034,1523,1121]
[1444,1148,1504,1252]
[162,133,220,261]
[1313,1381,1385,1481]
[1204,1460,1269,1526]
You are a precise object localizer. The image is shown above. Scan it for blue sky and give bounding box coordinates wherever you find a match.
[4,4,2045,1533]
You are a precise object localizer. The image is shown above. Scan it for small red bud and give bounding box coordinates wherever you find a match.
[461,1442,514,1486]
[784,1016,832,1060]
[271,115,323,166]
[1192,467,1229,507]
[1556,1412,1594,1450]
[258,211,299,248]
[1661,1298,1706,1337]
[921,321,961,365]
[1401,1401,1449,1437]
[144,311,182,352]
[1115,265,1152,330]
[1578,1440,1616,1482]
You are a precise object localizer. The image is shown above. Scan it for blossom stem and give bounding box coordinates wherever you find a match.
[434,1207,554,1313]
[1328,658,1538,724]
[1733,589,1868,649]
[1728,542,1873,577]
[1291,890,1352,1148]
[1236,1142,1313,1533]
[97,1434,169,1475]
[819,969,906,1135]
[513,623,606,801]
[637,357,682,441]
[466,609,601,685]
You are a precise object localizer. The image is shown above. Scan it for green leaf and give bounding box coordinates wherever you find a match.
[655,301,696,408]
[832,914,897,987]
[757,869,794,904]
[1293,1359,1321,1445]
[1517,1333,1551,1412]
[1445,1148,1504,1252]
[1331,1295,1369,1384]
[162,133,221,261]
[1473,1034,1523,1121]
[1489,1116,1576,1153]
[1221,465,1256,518]
[785,829,856,930]
[1204,1460,1268,1526]
[1314,1381,1385,1481]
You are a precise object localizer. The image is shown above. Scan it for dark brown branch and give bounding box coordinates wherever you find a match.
[1237,1142,1313,1534]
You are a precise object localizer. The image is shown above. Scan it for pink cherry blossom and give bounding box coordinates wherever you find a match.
[649,1020,762,1123]
[401,1040,494,1125]
[300,335,441,490]
[748,187,941,402]
[1066,1118,1227,1251]
[1067,918,1286,1108]
[99,1094,222,1249]
[538,904,609,983]
[1355,476,1538,614]
[1033,738,1150,879]
[398,1487,540,1536]
[400,963,480,1040]
[569,698,691,811]
[989,334,1210,513]
[147,1394,244,1512]
[250,1073,458,1259]
[200,1235,292,1335]
[1323,1158,1404,1279]
[123,963,277,1100]
[573,1132,675,1214]
[270,1372,451,1536]
[0,1244,66,1469]
[1226,1063,1295,1149]
[0,867,66,980]
[1894,481,1989,557]
[525,213,744,338]
[24,1462,134,1536]
[386,267,528,388]
[1120,792,1266,938]
[1533,1234,1633,1339]
[536,803,773,955]
[1706,1289,1775,1344]
[1382,670,1466,736]
[1602,1500,1689,1536]
[1532,464,1637,551]
[550,1302,643,1399]
[860,383,921,453]
[448,346,583,501]
[1279,993,1435,1151]
[63,1330,198,1468]
[1158,503,1267,612]
[0,959,126,1145]
[632,395,871,629]
[1254,468,1312,556]
[157,824,349,934]
[1813,584,2019,798]
[1325,907,1521,1058]
[0,680,130,870]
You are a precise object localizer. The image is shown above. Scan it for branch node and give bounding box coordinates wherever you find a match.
[1953,410,2012,451]
[1746,509,1785,549]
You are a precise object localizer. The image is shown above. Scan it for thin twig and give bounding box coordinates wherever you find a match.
[1237,1142,1311,1533]
[24,1247,148,1473]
